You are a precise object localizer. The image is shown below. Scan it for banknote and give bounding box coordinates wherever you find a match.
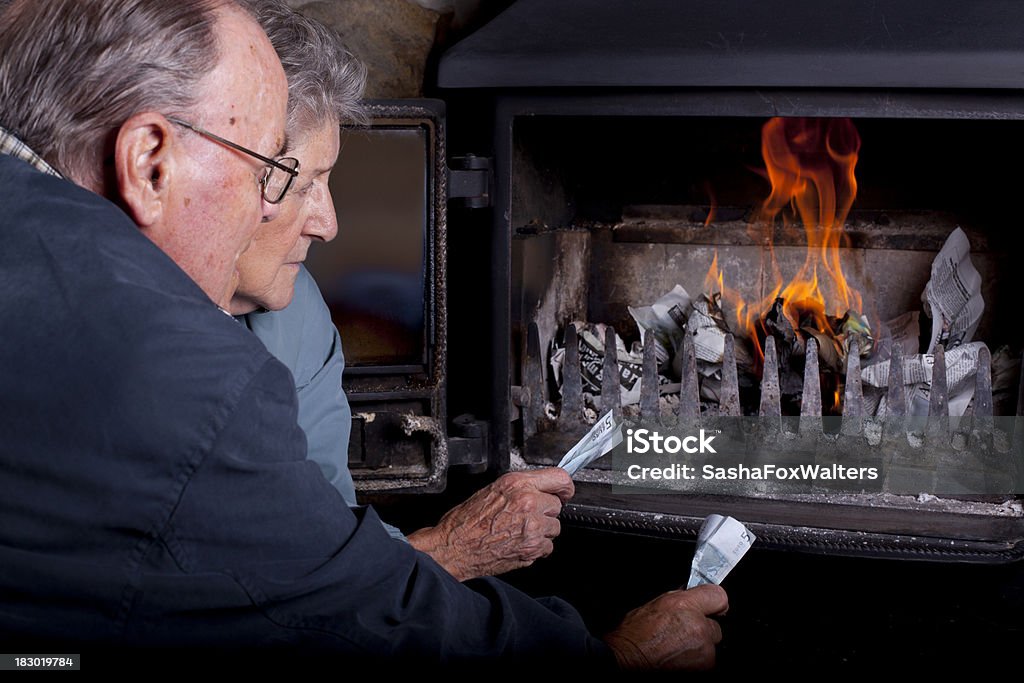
[686,515,755,588]
[557,409,623,476]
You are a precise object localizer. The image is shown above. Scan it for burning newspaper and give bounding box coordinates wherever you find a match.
[922,227,983,354]
[557,409,624,476]
[688,293,730,365]
[686,515,756,589]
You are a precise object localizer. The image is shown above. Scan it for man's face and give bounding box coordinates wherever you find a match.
[160,5,289,307]
[230,121,341,315]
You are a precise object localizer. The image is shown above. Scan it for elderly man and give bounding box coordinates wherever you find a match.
[0,0,727,668]
[234,0,579,581]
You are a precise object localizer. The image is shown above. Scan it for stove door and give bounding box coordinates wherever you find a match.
[307,99,452,493]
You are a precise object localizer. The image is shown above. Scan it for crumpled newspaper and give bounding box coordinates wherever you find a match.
[687,293,748,403]
[861,341,989,417]
[922,227,984,354]
[860,228,986,417]
[686,293,731,366]
[628,284,691,375]
[550,322,644,406]
[870,311,921,365]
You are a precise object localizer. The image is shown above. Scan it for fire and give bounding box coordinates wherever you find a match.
[759,117,863,333]
[703,182,717,227]
[704,117,866,365]
[704,249,764,362]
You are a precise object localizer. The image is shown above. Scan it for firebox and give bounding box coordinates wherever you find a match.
[310,0,1024,562]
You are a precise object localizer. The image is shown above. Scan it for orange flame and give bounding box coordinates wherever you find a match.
[757,117,862,332]
[703,117,865,365]
[703,182,718,227]
[704,249,765,367]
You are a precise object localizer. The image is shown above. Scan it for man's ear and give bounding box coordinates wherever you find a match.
[114,113,176,229]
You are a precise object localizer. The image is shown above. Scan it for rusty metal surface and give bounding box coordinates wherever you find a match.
[349,101,449,494]
[925,346,950,453]
[678,333,700,418]
[523,322,546,441]
[882,343,909,447]
[930,345,950,417]
[841,341,864,438]
[800,337,822,434]
[720,334,741,417]
[639,332,659,420]
[887,343,908,418]
[976,346,994,419]
[614,206,988,251]
[601,326,621,418]
[971,347,995,456]
[558,323,584,428]
[760,336,782,419]
[561,498,1024,564]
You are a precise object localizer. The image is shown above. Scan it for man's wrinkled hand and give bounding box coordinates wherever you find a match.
[407,468,574,581]
[603,584,728,671]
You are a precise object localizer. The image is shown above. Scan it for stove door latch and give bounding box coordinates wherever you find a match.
[447,155,493,209]
[447,413,490,473]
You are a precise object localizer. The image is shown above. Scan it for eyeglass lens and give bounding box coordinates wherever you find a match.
[263,157,299,204]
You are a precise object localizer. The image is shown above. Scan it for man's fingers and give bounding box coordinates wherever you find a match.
[532,491,563,518]
[504,468,575,501]
[704,615,723,644]
[537,514,561,539]
[677,584,729,616]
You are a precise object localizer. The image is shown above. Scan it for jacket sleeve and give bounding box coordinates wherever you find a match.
[140,356,612,663]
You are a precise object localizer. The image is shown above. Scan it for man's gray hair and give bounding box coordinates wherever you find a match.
[0,0,234,184]
[246,0,367,140]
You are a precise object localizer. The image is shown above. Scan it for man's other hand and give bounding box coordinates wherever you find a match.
[407,468,574,581]
[603,584,729,670]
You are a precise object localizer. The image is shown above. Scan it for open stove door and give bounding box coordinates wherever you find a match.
[307,99,475,494]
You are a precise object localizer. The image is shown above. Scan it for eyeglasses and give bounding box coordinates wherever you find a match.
[166,117,300,204]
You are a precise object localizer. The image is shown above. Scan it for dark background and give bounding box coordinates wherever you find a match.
[374,470,1024,674]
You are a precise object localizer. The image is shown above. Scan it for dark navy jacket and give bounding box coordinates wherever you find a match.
[0,154,610,663]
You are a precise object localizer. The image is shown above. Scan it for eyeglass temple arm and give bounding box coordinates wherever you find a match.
[166,117,299,177]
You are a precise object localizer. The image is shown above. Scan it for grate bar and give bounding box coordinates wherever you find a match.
[558,323,584,428]
[719,333,741,417]
[759,336,781,418]
[601,326,621,418]
[800,336,822,433]
[524,322,546,439]
[678,333,701,418]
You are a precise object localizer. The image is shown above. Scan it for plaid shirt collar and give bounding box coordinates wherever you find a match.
[0,125,62,178]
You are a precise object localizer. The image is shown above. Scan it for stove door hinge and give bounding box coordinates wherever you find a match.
[447,154,493,208]
[447,413,490,473]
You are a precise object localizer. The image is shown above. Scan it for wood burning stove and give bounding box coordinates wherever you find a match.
[309,0,1024,562]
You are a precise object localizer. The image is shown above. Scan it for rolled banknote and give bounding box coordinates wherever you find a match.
[557,409,623,476]
[686,515,755,589]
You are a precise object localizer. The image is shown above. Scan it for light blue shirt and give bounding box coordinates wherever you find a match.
[240,266,406,541]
